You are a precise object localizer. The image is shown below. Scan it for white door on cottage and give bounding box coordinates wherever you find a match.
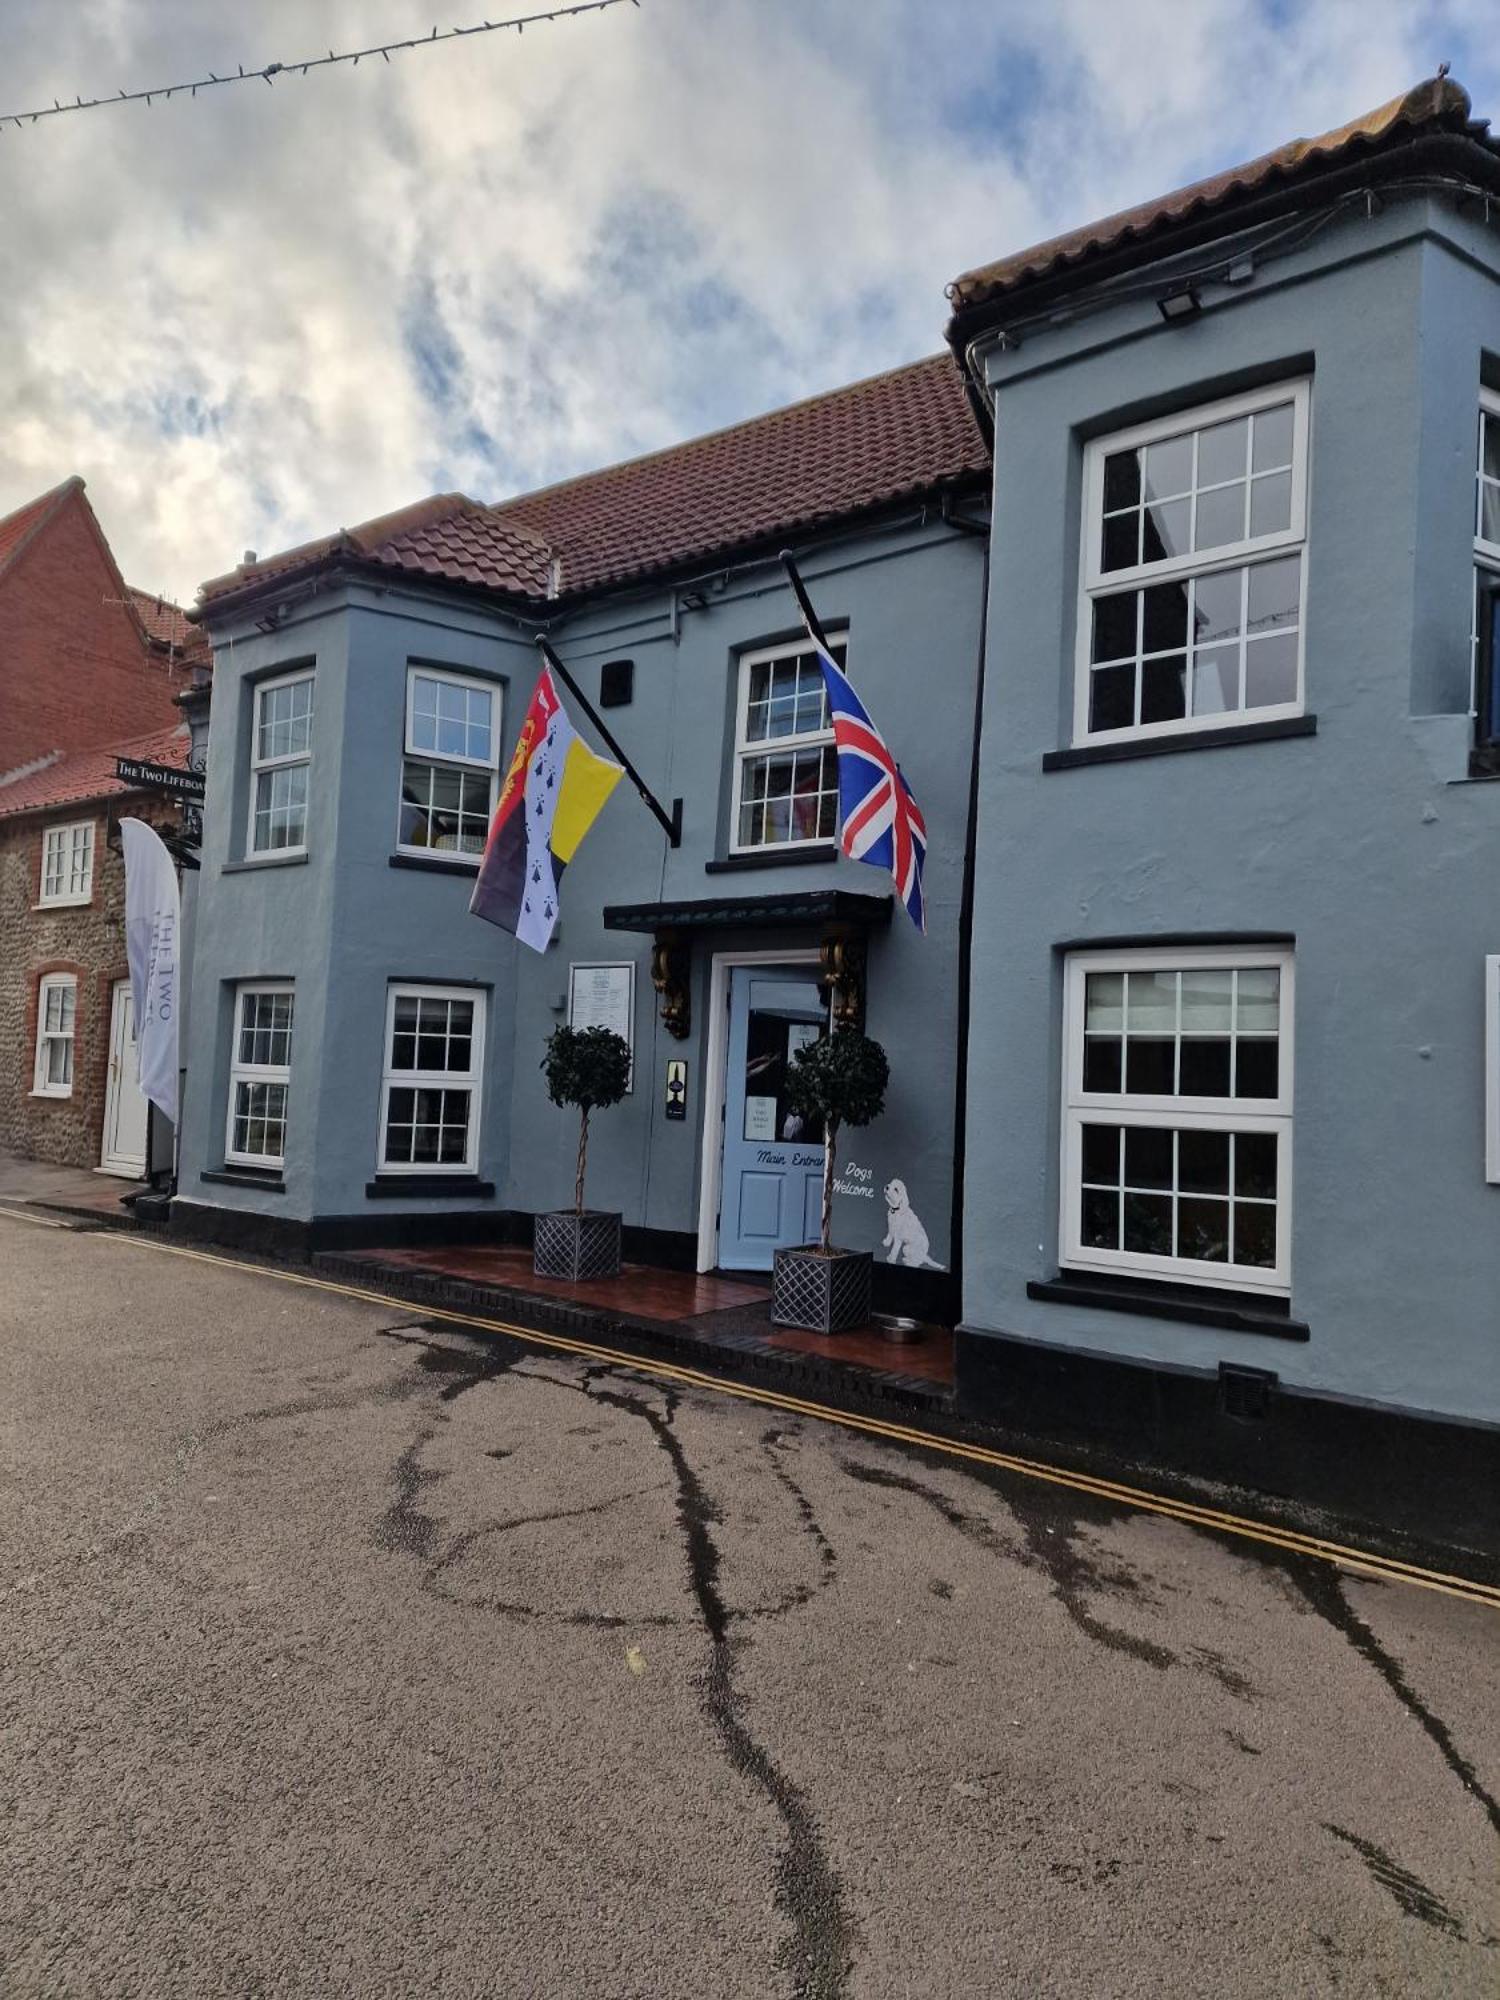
[101,978,149,1178]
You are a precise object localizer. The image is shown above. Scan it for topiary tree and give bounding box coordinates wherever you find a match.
[541,1025,632,1214]
[785,1029,890,1254]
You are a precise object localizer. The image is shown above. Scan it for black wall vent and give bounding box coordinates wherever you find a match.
[1218,1362,1278,1423]
[599,658,634,708]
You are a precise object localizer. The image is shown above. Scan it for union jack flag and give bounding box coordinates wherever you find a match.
[784,555,927,932]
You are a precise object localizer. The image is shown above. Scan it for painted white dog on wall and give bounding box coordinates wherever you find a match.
[882,1179,946,1269]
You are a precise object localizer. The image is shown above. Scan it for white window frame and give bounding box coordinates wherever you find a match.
[38,820,94,907]
[395,665,502,863]
[1060,945,1294,1296]
[1471,390,1500,717]
[1075,381,1312,748]
[225,982,295,1169]
[377,982,486,1177]
[1486,955,1500,1185]
[729,633,845,856]
[247,668,315,856]
[32,973,78,1098]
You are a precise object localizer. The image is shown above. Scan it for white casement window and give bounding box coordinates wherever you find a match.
[1060,947,1294,1295]
[39,821,94,906]
[248,670,315,854]
[1076,383,1311,745]
[225,984,294,1168]
[33,974,77,1097]
[731,635,844,852]
[396,667,501,860]
[378,984,485,1174]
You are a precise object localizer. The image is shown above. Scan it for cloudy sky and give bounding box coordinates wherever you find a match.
[1,0,1498,602]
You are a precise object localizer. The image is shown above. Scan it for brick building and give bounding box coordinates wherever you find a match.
[0,726,193,1175]
[0,476,188,777]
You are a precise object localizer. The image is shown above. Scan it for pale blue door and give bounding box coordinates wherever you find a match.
[719,967,829,1271]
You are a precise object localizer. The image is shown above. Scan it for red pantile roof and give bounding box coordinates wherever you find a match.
[0,476,81,580]
[948,74,1494,323]
[0,723,190,820]
[197,355,990,615]
[128,586,204,656]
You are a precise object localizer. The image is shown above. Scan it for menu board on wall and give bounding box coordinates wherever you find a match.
[568,961,636,1091]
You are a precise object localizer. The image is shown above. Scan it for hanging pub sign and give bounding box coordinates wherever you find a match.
[114,757,206,802]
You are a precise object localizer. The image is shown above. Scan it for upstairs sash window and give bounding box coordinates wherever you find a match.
[39,821,94,906]
[397,668,500,860]
[732,636,844,852]
[1077,384,1310,745]
[249,670,315,854]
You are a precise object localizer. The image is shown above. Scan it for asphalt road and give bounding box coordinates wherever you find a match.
[1,1214,1497,1998]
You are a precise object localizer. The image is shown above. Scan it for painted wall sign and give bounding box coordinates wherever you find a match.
[665,1058,687,1121]
[568,960,635,1090]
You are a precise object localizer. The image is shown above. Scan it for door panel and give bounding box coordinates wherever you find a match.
[718,965,828,1271]
[101,980,149,1177]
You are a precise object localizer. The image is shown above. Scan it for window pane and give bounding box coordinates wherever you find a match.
[1140,655,1186,724]
[1084,972,1124,1031]
[1192,645,1240,716]
[1092,592,1137,664]
[1193,569,1243,647]
[1179,971,1232,1032]
[1082,1037,1123,1093]
[1249,471,1292,538]
[1126,971,1176,1030]
[1143,497,1190,565]
[1102,513,1140,573]
[1194,482,1247,551]
[1144,434,1192,499]
[1126,1039,1175,1094]
[1178,1198,1230,1262]
[1179,1129,1229,1194]
[1179,1039,1231,1096]
[1247,556,1300,632]
[1251,403,1294,474]
[1483,413,1500,483]
[1235,1040,1279,1099]
[1123,1192,1172,1256]
[1081,1187,1120,1248]
[1103,452,1141,511]
[1080,1123,1120,1184]
[1142,582,1189,655]
[1481,484,1500,547]
[1197,417,1248,487]
[1233,1202,1277,1268]
[1243,633,1298,710]
[1234,1132,1278,1200]
[1089,664,1135,732]
[1124,1126,1172,1189]
[1236,969,1280,1033]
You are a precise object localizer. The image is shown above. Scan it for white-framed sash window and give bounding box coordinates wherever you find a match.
[730,635,844,852]
[1061,946,1294,1295]
[33,973,77,1097]
[378,983,485,1174]
[396,666,501,861]
[1486,955,1500,1185]
[226,983,294,1168]
[1076,382,1311,746]
[248,669,315,854]
[39,820,94,906]
[1471,390,1500,721]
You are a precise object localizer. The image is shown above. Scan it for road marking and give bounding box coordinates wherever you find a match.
[43,1219,1500,1613]
[0,1202,66,1229]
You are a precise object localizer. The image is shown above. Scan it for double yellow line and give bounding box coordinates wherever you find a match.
[48,1220,1500,1612]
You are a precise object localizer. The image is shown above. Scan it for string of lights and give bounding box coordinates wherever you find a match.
[0,0,638,131]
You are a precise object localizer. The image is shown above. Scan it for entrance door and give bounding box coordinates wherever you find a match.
[101,978,149,1178]
[718,966,829,1271]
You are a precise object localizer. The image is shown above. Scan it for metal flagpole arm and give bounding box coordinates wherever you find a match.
[535,636,682,846]
[780,550,836,660]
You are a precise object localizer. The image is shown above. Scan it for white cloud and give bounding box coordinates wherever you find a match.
[0,0,1496,600]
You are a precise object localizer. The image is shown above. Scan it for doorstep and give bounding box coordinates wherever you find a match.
[315,1242,956,1413]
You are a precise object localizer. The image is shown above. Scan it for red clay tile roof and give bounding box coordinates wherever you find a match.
[197,355,990,614]
[948,74,1493,321]
[0,723,190,820]
[128,586,205,656]
[0,476,81,580]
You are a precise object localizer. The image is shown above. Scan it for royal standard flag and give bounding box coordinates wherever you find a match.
[469,666,623,951]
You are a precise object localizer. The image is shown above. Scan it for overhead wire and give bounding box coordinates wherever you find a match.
[0,0,638,131]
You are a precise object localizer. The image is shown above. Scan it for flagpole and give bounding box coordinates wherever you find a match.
[534,636,682,847]
[779,551,838,659]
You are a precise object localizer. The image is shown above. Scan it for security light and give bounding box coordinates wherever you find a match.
[1156,283,1203,324]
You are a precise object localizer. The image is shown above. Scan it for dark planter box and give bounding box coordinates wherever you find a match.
[533,1210,623,1281]
[772,1246,873,1333]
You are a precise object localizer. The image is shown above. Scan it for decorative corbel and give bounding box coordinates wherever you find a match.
[651,930,692,1040]
[818,928,866,1030]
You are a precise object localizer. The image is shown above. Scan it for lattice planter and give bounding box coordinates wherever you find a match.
[772,1246,872,1334]
[534,1210,623,1282]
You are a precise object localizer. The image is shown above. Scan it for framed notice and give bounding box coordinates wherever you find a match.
[1488,957,1500,1183]
[569,961,636,1091]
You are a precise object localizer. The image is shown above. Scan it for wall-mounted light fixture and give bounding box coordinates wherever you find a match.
[1156,282,1203,325]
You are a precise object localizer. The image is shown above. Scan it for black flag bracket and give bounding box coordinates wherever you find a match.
[780,550,837,659]
[536,636,682,847]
